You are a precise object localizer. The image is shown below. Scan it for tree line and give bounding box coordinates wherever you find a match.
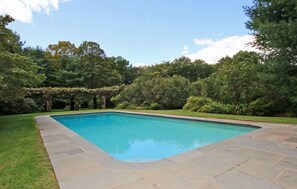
[0,14,142,114]
[0,0,296,116]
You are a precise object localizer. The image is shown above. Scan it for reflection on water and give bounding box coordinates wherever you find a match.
[53,113,255,162]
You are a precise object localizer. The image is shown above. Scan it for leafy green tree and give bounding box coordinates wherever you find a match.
[0,15,45,101]
[0,15,22,53]
[77,41,110,88]
[107,56,140,84]
[88,60,122,88]
[45,41,78,71]
[108,56,129,74]
[44,42,86,87]
[124,66,145,84]
[245,0,297,64]
[44,41,125,88]
[22,46,54,86]
[0,52,45,100]
[145,61,171,78]
[245,0,297,113]
[112,75,191,109]
[144,57,213,82]
[201,51,265,104]
[77,41,106,59]
[46,57,85,87]
[23,46,47,68]
[170,57,213,82]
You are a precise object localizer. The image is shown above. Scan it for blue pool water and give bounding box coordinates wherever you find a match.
[52,112,256,162]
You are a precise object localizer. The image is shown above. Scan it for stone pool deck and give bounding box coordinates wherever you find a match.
[36,111,297,189]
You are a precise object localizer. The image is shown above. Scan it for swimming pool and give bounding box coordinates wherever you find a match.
[52,112,256,162]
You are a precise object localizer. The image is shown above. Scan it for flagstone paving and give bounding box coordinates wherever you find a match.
[36,111,297,189]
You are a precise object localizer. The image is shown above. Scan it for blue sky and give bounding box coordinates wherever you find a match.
[1,0,255,65]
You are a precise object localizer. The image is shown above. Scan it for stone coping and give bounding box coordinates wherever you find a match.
[36,111,297,189]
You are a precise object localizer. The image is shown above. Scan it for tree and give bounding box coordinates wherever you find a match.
[0,15,22,53]
[112,75,191,109]
[47,41,77,57]
[0,15,45,101]
[82,59,122,88]
[107,56,142,84]
[124,66,144,84]
[245,0,297,65]
[22,46,53,86]
[77,41,109,88]
[44,41,125,88]
[45,41,78,73]
[145,61,171,78]
[44,42,86,87]
[245,0,297,113]
[46,57,85,87]
[0,52,45,101]
[143,57,214,82]
[201,51,265,104]
[170,57,213,82]
[77,41,106,59]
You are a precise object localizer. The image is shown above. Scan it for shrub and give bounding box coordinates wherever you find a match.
[225,104,251,115]
[150,103,160,110]
[116,101,130,109]
[141,101,150,107]
[249,98,275,116]
[198,102,230,114]
[183,96,213,111]
[112,75,191,109]
[110,94,121,105]
[0,98,39,115]
[88,100,93,109]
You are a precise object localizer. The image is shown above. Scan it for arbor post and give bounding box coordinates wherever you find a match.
[101,95,106,109]
[44,94,52,112]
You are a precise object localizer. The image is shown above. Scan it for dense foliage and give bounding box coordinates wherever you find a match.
[0,15,140,114]
[201,51,265,104]
[1,0,296,116]
[23,42,141,88]
[245,0,297,64]
[244,0,297,115]
[0,15,45,102]
[144,57,214,82]
[112,75,192,109]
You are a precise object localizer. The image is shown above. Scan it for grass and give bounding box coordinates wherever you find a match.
[0,109,107,189]
[0,109,296,189]
[123,109,297,125]
[0,113,59,189]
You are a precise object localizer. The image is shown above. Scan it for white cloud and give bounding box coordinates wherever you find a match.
[194,39,213,46]
[181,45,189,55]
[187,35,258,64]
[0,0,71,23]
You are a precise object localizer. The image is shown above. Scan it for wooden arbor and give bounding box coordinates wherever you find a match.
[26,86,122,112]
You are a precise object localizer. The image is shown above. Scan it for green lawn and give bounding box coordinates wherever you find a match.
[0,113,59,189]
[122,109,297,125]
[0,109,296,189]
